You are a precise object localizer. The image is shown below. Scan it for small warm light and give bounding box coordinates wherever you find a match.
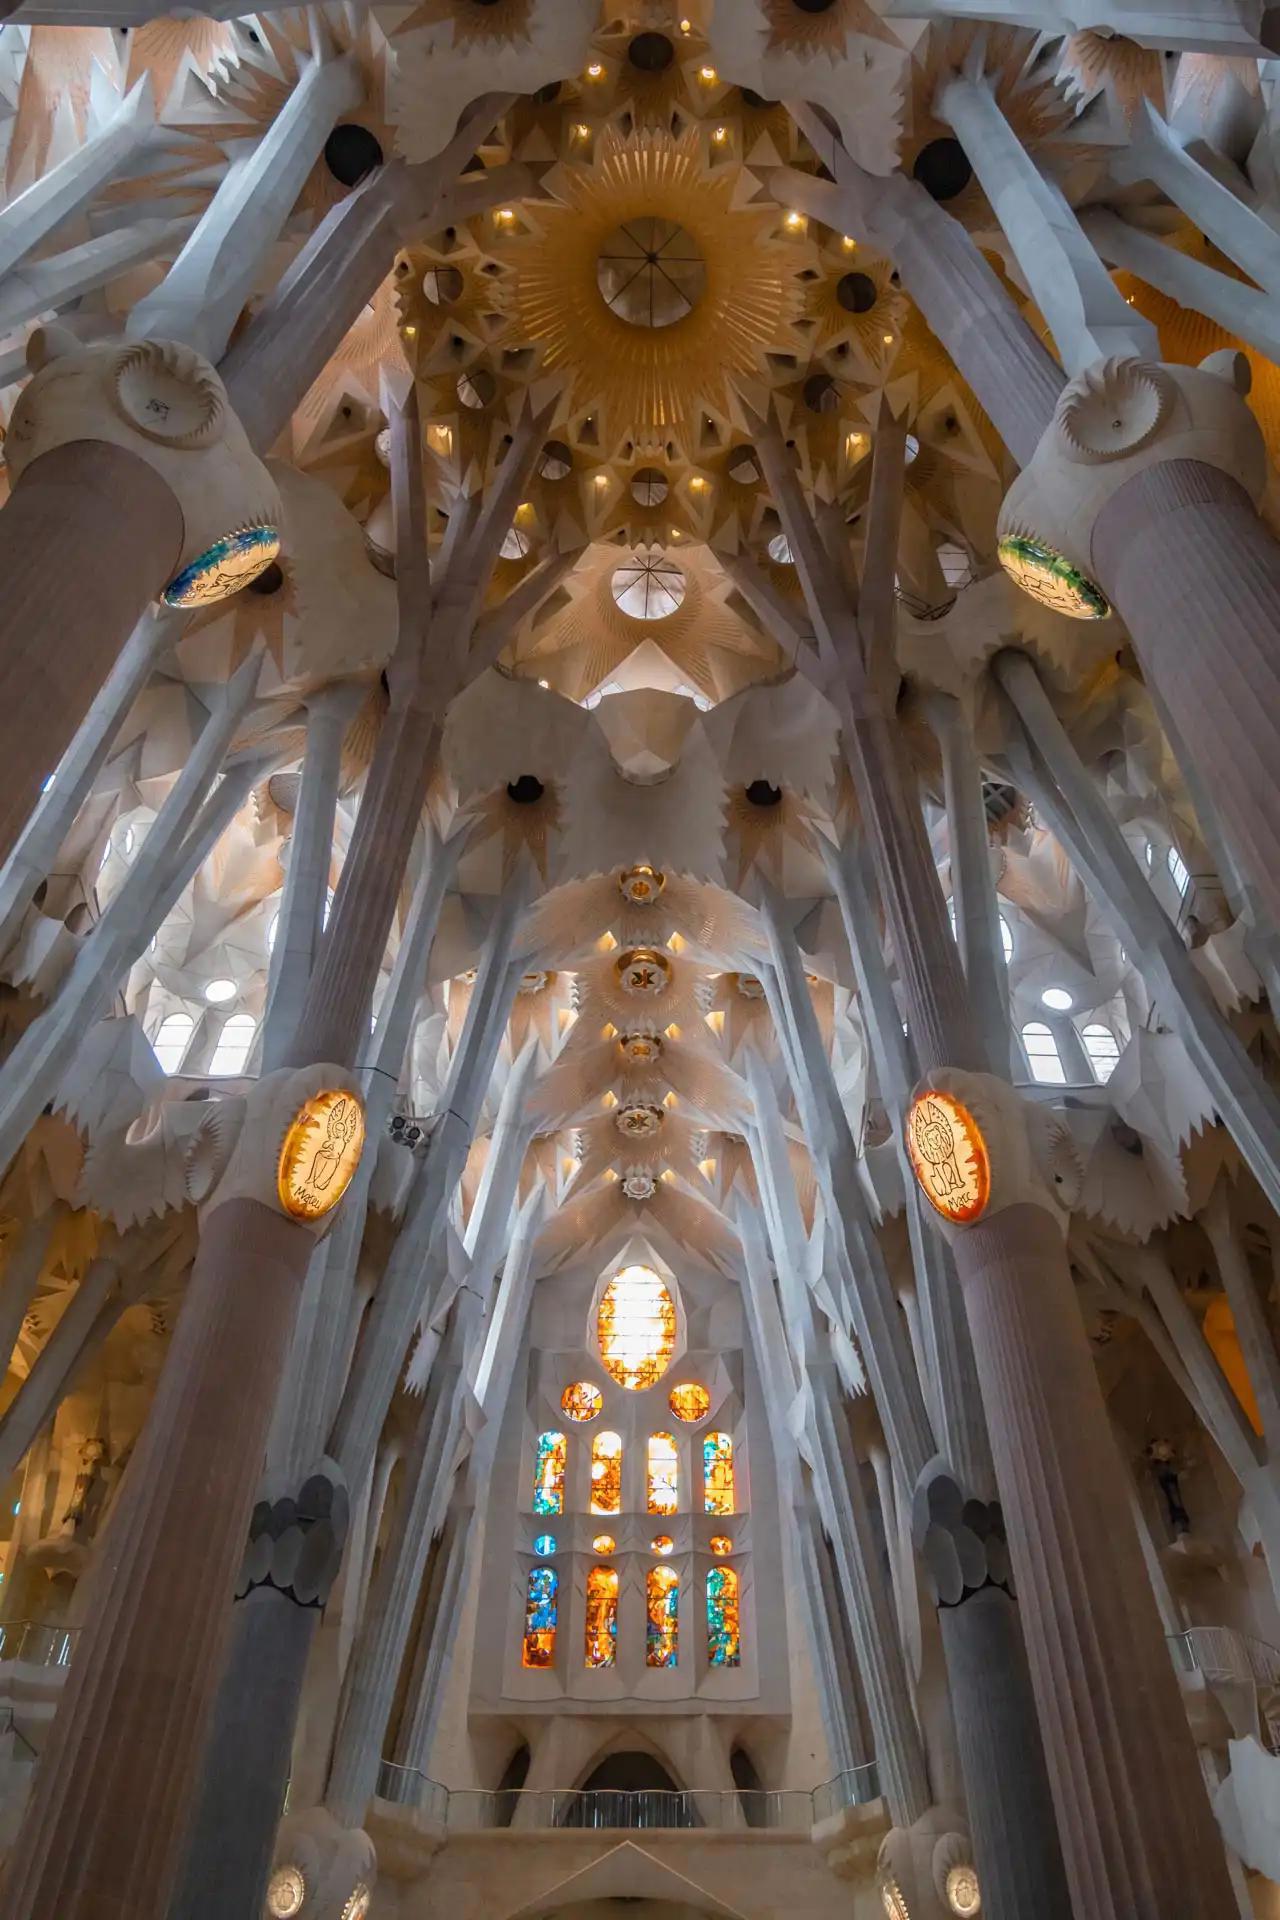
[679,16,692,29]
[574,122,590,139]
[603,1090,618,1108]
[842,234,856,250]
[784,211,805,231]
[594,472,608,487]
[663,1091,677,1109]
[699,64,717,81]
[660,1168,676,1182]
[665,1022,681,1040]
[699,1157,717,1179]
[689,476,707,491]
[882,332,894,345]
[597,930,618,951]
[845,431,866,458]
[587,60,604,77]
[668,931,685,951]
[670,527,682,539]
[427,423,453,456]
[404,323,417,338]
[538,677,550,689]
[603,1022,617,1038]
[713,125,728,143]
[705,1009,725,1035]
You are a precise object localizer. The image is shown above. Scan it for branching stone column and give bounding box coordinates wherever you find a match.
[1,1065,365,1920]
[756,401,1236,1919]
[999,344,1280,940]
[0,331,278,864]
[926,694,1011,1078]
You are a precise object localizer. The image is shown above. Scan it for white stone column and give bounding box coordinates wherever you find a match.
[936,62,1158,375]
[0,609,182,961]
[0,75,154,282]
[1108,101,1280,298]
[261,686,361,1072]
[129,25,361,363]
[1082,209,1280,366]
[0,1259,119,1489]
[927,694,1011,1078]
[996,649,1280,1220]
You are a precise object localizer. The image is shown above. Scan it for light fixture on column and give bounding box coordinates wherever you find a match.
[906,1089,991,1225]
[277,1088,366,1222]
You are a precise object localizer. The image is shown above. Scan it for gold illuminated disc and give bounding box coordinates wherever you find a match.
[906,1090,991,1225]
[277,1089,366,1222]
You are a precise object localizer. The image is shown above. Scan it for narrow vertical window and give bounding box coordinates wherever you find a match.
[707,1566,740,1667]
[532,1432,566,1516]
[1080,1024,1120,1085]
[703,1431,735,1515]
[647,1432,679,1515]
[208,1013,257,1076]
[150,1011,194,1074]
[585,1565,619,1668]
[590,1431,622,1515]
[1167,846,1191,896]
[647,1565,679,1667]
[522,1566,558,1669]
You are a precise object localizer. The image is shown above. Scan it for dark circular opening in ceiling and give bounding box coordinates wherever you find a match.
[631,467,668,506]
[745,780,783,808]
[912,137,972,202]
[836,270,877,314]
[324,124,384,188]
[507,775,545,805]
[246,562,284,597]
[628,31,675,72]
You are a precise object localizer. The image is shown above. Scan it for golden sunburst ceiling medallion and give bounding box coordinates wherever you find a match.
[507,127,810,444]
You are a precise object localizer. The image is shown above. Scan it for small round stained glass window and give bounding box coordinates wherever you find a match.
[534,1533,557,1557]
[611,554,686,621]
[562,1381,603,1422]
[669,1383,710,1424]
[267,1867,306,1918]
[710,1534,732,1555]
[651,1534,674,1555]
[593,1533,616,1554]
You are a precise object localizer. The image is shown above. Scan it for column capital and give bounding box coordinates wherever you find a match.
[879,1810,981,1920]
[997,350,1266,622]
[4,330,280,610]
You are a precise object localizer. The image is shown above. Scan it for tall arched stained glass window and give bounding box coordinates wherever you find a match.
[532,1432,566,1515]
[585,1565,619,1667]
[590,1431,622,1515]
[522,1566,558,1668]
[647,1565,679,1667]
[703,1431,735,1515]
[647,1432,678,1515]
[707,1565,740,1667]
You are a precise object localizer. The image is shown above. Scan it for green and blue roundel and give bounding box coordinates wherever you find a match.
[162,523,280,608]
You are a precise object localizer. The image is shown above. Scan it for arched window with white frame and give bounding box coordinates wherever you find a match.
[151,1011,195,1075]
[1080,1024,1121,1085]
[208,1013,257,1077]
[1167,846,1191,898]
[1021,1022,1066,1086]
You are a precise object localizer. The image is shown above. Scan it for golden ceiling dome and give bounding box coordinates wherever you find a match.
[615,947,673,995]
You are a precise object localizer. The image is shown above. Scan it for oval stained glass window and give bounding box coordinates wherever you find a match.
[598,1264,676,1390]
[651,1534,674,1555]
[562,1381,603,1422]
[709,1534,732,1556]
[592,1533,616,1554]
[668,1383,710,1423]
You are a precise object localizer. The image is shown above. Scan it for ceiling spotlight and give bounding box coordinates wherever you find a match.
[882,332,894,345]
[785,211,805,230]
[713,125,728,143]
[699,65,717,82]
[538,678,550,689]
[586,61,604,77]
[1041,986,1073,1011]
[204,978,237,1004]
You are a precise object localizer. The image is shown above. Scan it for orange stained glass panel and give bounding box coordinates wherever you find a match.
[647,1431,679,1515]
[590,1430,623,1515]
[598,1264,676,1390]
[668,1382,710,1423]
[562,1381,603,1422]
[585,1565,619,1667]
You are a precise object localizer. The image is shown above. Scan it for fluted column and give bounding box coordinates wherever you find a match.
[1,1197,315,1920]
[927,694,1011,1077]
[0,1259,120,1487]
[964,1202,1232,1915]
[1093,459,1280,938]
[0,443,182,862]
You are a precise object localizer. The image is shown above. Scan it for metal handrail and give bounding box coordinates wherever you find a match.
[1170,1625,1280,1687]
[0,1621,78,1668]
[375,1759,881,1831]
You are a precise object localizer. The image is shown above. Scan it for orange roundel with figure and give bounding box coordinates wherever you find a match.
[906,1089,990,1225]
[277,1089,365,1222]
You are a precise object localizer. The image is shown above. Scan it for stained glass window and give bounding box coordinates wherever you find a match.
[668,1382,710,1423]
[533,1533,557,1556]
[522,1565,558,1668]
[592,1533,616,1554]
[703,1431,735,1515]
[585,1565,619,1667]
[710,1534,732,1556]
[707,1565,740,1667]
[598,1264,676,1390]
[647,1565,679,1667]
[533,1432,566,1515]
[562,1381,603,1422]
[647,1432,679,1515]
[590,1431,623,1515]
[651,1533,674,1555]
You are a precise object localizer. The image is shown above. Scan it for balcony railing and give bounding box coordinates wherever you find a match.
[0,1622,77,1668]
[1169,1625,1280,1689]
[374,1760,881,1832]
